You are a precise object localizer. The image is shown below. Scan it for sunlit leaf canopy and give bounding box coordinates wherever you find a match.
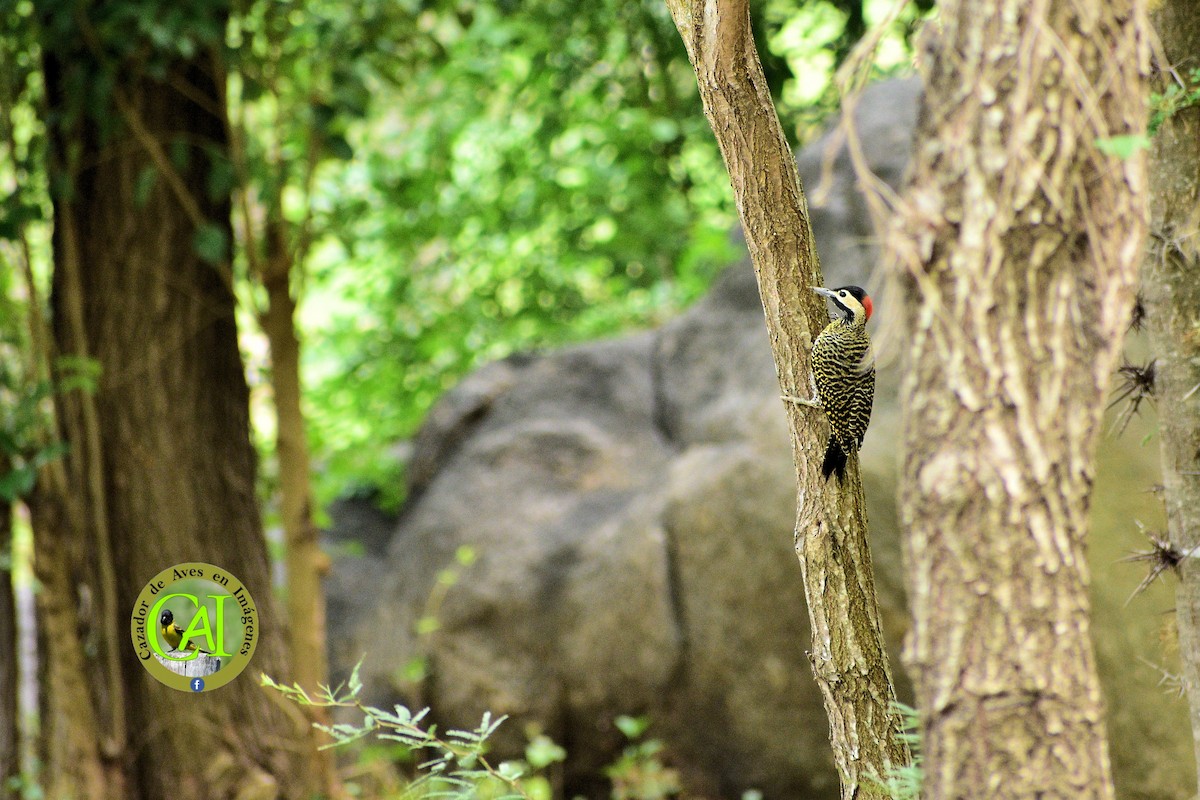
[0,0,929,514]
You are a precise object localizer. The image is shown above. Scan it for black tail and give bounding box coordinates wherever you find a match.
[821,438,848,481]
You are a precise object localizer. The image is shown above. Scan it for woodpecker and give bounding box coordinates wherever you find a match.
[810,285,875,481]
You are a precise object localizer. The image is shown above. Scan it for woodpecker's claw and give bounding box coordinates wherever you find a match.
[782,394,823,408]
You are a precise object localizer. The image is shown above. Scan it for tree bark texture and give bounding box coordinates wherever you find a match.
[665,1,908,796]
[1143,1,1200,789]
[891,2,1148,798]
[40,37,320,800]
[30,487,110,798]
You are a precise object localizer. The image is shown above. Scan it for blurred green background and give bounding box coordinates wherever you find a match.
[0,0,935,518]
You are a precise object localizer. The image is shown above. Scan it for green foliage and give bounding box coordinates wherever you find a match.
[263,661,553,799]
[870,701,922,800]
[266,662,687,800]
[0,353,99,502]
[396,543,476,689]
[194,221,229,264]
[31,0,228,149]
[0,4,49,243]
[606,716,681,800]
[285,0,932,508]
[523,734,566,772]
[1150,66,1200,137]
[2,765,46,800]
[297,0,741,507]
[765,0,933,141]
[1095,134,1150,160]
[2,0,930,519]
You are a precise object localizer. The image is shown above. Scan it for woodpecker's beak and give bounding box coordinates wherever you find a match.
[811,287,836,299]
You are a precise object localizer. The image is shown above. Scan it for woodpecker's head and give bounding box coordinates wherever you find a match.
[813,285,873,326]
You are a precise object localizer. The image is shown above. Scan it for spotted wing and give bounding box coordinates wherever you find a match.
[811,323,875,450]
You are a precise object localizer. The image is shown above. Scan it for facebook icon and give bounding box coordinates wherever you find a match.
[191,678,205,692]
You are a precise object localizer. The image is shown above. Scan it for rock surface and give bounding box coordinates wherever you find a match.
[325,78,1192,799]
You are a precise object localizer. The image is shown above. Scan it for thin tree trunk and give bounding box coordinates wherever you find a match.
[890,2,1148,797]
[40,34,322,800]
[665,1,908,795]
[222,19,335,785]
[260,219,336,793]
[1143,1,1200,789]
[0,487,18,793]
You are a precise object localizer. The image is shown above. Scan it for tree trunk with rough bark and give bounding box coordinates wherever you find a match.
[1143,1,1200,790]
[890,2,1148,797]
[665,1,908,796]
[37,29,322,800]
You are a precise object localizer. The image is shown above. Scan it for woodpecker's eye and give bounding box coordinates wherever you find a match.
[839,291,847,297]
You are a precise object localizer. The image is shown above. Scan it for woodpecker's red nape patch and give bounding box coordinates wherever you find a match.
[862,295,874,321]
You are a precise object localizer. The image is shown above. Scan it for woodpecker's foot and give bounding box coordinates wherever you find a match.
[782,394,823,409]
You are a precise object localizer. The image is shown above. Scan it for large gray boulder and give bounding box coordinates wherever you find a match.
[325,78,1192,799]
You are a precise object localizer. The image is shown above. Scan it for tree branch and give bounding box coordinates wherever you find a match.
[665,1,909,795]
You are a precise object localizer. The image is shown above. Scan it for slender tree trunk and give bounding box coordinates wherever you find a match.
[1143,1,1200,789]
[223,13,335,786]
[39,34,321,800]
[0,489,18,792]
[890,2,1148,797]
[665,1,908,795]
[260,219,336,793]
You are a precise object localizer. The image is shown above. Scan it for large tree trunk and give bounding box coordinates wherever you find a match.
[30,491,109,799]
[665,1,908,795]
[1143,1,1200,789]
[891,2,1148,797]
[38,30,321,800]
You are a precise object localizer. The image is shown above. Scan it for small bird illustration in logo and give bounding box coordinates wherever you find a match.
[159,609,206,653]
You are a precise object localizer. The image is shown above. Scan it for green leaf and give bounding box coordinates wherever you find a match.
[497,760,526,781]
[312,102,338,130]
[168,137,191,170]
[400,655,429,683]
[0,201,43,240]
[1094,134,1150,160]
[133,165,158,207]
[326,134,354,161]
[614,714,650,740]
[241,76,265,102]
[205,156,237,201]
[193,223,228,264]
[55,355,102,393]
[347,658,364,697]
[525,734,566,769]
[0,465,37,501]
